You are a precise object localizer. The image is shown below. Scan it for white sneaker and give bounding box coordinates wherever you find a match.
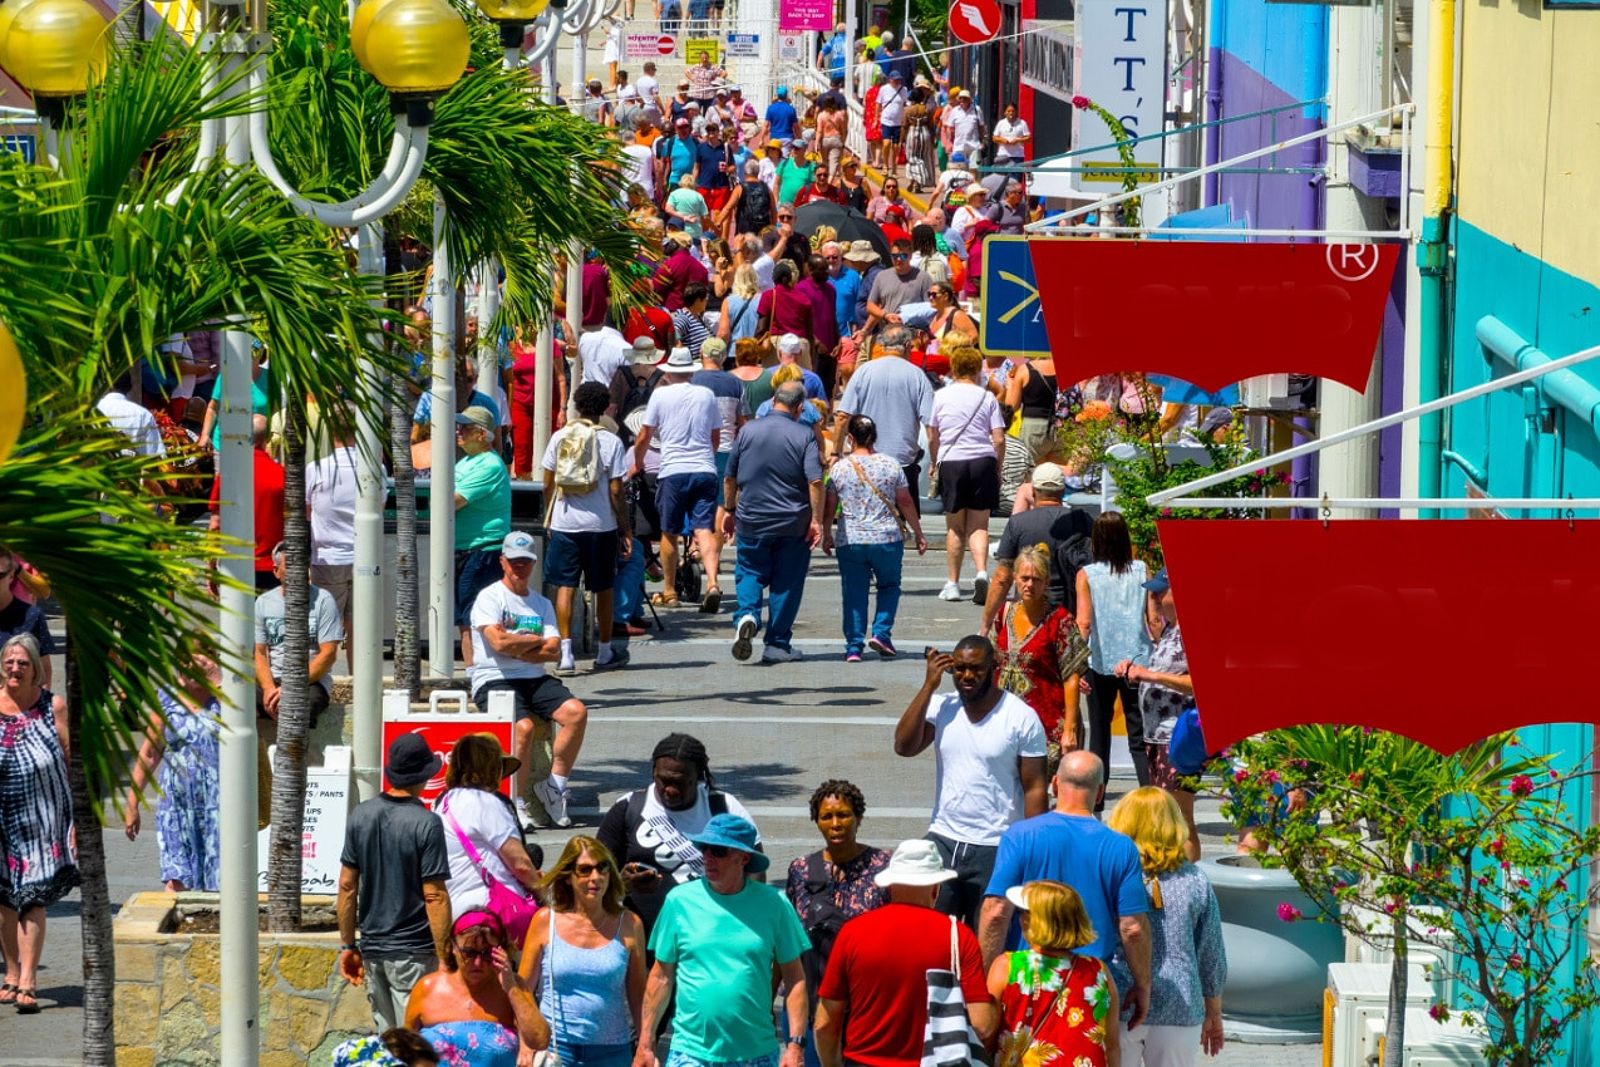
[514,797,539,829]
[532,779,572,828]
[732,614,758,661]
[557,649,576,675]
[938,580,963,601]
[761,644,804,663]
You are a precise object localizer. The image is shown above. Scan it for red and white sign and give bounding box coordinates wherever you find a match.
[656,34,676,55]
[383,692,514,806]
[949,0,1001,44]
[1028,240,1400,392]
[1158,518,1600,754]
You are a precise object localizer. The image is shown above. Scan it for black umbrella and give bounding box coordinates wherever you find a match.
[793,201,893,263]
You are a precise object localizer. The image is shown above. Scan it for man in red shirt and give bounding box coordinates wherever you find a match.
[208,413,286,592]
[652,230,710,311]
[815,840,998,1067]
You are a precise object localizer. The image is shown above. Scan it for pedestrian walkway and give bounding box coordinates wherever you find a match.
[17,515,1326,1064]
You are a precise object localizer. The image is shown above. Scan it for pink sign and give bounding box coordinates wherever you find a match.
[779,0,832,32]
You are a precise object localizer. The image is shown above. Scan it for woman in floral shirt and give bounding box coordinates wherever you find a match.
[993,543,1090,778]
[987,880,1120,1067]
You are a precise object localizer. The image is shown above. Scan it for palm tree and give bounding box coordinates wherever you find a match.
[0,32,403,1060]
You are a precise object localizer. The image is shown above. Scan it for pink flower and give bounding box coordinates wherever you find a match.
[1071,94,1091,110]
[1233,769,1249,784]
[1508,954,1525,969]
[1429,1003,1450,1023]
[1265,770,1282,784]
[1488,836,1505,857]
[1509,774,1534,798]
[1276,903,1303,923]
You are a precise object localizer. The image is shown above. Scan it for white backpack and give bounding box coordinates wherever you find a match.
[553,420,601,496]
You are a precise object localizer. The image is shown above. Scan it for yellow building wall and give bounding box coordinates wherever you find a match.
[1456,0,1600,284]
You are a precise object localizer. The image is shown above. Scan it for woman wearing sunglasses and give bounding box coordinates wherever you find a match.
[520,838,646,1067]
[404,911,550,1066]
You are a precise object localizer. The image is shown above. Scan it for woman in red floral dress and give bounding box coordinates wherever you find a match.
[992,543,1090,778]
[987,880,1120,1067]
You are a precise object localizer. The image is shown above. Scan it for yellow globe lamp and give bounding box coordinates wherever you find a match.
[474,0,551,23]
[0,0,109,98]
[0,0,47,69]
[349,0,403,73]
[352,0,469,96]
[0,320,25,469]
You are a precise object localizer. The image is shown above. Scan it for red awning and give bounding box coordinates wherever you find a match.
[1028,240,1400,393]
[1157,517,1600,754]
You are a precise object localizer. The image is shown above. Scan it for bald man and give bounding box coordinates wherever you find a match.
[977,751,1153,1028]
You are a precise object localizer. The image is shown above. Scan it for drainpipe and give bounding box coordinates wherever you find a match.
[1202,0,1224,206]
[1414,0,1455,517]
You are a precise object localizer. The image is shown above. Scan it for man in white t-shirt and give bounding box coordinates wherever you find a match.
[541,382,632,675]
[467,530,590,829]
[991,103,1031,164]
[578,323,634,388]
[940,89,985,164]
[96,371,166,458]
[622,117,658,201]
[306,424,359,666]
[637,61,662,122]
[893,634,1048,927]
[632,346,725,613]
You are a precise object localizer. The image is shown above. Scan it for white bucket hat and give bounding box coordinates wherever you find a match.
[873,839,959,887]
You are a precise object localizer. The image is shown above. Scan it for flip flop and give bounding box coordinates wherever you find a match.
[700,587,722,614]
[16,987,39,1014]
[650,591,680,608]
[0,983,17,1005]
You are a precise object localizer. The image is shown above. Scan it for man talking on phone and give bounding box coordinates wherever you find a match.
[892,635,1048,929]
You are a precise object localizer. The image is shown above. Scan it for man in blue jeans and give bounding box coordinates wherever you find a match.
[722,382,822,663]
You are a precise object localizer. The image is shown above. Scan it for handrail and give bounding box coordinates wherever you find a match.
[990,97,1328,174]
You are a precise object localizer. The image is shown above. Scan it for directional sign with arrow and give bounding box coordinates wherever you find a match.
[979,236,1050,358]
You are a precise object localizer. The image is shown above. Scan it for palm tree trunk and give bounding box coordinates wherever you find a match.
[65,637,115,1065]
[1382,911,1409,1067]
[386,228,421,699]
[267,396,309,931]
[389,371,420,700]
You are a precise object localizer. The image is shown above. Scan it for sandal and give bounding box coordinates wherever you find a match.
[700,587,722,614]
[650,591,680,608]
[15,987,38,1014]
[0,983,16,1005]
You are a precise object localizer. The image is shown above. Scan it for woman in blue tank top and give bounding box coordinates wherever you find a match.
[519,836,647,1067]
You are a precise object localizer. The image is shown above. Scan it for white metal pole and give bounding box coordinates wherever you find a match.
[566,32,588,348]
[351,223,386,800]
[427,192,457,678]
[475,260,501,403]
[532,48,559,472]
[216,50,261,1067]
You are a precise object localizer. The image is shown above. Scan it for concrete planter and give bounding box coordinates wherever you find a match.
[1200,854,1344,1043]
[112,891,372,1067]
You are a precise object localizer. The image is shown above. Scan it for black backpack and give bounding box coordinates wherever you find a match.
[1052,527,1094,610]
[737,179,773,233]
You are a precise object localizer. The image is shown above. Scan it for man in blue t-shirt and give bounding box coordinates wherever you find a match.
[763,87,799,147]
[656,119,700,198]
[978,750,1154,1028]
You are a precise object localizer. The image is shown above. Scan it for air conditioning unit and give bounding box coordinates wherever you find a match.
[1343,904,1457,1004]
[1400,1008,1487,1066]
[1325,962,1434,1067]
[1240,373,1292,409]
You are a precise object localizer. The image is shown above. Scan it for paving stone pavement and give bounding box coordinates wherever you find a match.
[2,514,1329,1065]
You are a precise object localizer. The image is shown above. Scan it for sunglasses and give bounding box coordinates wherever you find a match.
[571,862,607,877]
[778,215,794,222]
[892,252,910,261]
[699,845,734,858]
[826,254,842,261]
[455,944,499,962]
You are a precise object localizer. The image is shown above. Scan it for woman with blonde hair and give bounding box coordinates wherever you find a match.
[519,837,645,1067]
[1106,788,1224,1066]
[928,341,1004,602]
[992,542,1089,778]
[718,264,763,346]
[435,734,542,921]
[987,880,1119,1067]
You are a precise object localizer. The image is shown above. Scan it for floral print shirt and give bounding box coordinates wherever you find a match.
[830,453,908,545]
[996,951,1113,1067]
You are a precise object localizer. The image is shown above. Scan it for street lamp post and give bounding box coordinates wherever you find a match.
[3,0,466,1058]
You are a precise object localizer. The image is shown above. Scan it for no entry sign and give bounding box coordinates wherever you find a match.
[657,34,676,55]
[948,0,1001,44]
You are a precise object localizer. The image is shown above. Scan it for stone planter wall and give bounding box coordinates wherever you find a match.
[113,892,373,1067]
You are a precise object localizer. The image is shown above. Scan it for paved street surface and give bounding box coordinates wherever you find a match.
[4,515,1317,1066]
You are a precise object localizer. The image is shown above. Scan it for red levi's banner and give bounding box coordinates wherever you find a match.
[1027,240,1400,392]
[1157,518,1600,754]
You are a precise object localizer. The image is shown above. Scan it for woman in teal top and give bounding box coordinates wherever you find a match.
[198,341,272,451]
